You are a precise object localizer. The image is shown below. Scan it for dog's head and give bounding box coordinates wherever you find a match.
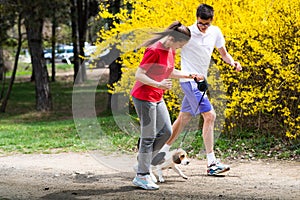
[172,148,190,165]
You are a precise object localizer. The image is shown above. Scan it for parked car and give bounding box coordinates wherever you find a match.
[44,48,54,64]
[43,48,61,64]
[61,45,100,64]
[57,45,74,64]
[44,44,111,66]
[43,45,74,64]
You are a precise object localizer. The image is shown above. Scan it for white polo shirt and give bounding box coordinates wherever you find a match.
[180,22,225,82]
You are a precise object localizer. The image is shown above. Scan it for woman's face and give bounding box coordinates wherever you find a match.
[171,40,188,50]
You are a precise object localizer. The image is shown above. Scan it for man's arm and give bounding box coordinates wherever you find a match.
[218,46,242,72]
[169,69,204,81]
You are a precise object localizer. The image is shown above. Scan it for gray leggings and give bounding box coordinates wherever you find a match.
[132,97,172,175]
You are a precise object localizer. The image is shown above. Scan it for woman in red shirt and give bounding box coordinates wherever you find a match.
[131,21,203,190]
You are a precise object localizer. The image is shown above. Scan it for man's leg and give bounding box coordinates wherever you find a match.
[162,81,209,148]
[202,109,230,175]
[165,112,192,146]
[201,109,216,156]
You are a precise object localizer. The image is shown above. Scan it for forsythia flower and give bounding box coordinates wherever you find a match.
[95,0,300,139]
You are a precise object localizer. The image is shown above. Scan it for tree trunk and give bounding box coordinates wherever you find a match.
[24,8,52,111]
[106,0,121,111]
[70,0,81,84]
[51,16,57,82]
[107,56,122,111]
[0,48,5,100]
[0,14,22,112]
[77,0,89,82]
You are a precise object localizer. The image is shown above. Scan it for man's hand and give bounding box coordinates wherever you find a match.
[190,74,205,82]
[233,61,242,72]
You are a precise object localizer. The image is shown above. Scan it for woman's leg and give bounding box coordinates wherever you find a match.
[152,100,172,157]
[132,97,157,175]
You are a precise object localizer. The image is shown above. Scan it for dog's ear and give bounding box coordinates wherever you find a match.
[173,153,181,164]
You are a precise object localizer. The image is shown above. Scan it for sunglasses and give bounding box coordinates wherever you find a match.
[197,22,211,27]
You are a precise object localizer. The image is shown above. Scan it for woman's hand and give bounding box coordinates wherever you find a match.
[157,79,172,90]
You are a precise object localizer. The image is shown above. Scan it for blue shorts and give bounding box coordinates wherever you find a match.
[180,81,212,116]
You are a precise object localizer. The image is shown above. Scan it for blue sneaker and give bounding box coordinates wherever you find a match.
[207,160,230,176]
[132,175,159,190]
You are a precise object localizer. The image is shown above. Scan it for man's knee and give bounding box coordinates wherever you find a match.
[177,112,192,124]
[202,110,216,122]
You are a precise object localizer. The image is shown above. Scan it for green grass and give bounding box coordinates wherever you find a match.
[0,74,139,155]
[6,62,73,77]
[178,129,300,161]
[0,73,299,160]
[0,120,85,154]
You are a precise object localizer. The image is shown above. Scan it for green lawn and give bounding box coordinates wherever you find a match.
[0,73,138,155]
[6,62,73,77]
[0,71,298,160]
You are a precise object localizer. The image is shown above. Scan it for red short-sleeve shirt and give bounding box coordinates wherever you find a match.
[131,42,175,102]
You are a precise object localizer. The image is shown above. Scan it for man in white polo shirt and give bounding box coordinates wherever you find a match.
[160,3,242,175]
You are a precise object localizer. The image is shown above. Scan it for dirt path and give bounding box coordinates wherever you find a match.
[4,68,300,199]
[0,152,299,200]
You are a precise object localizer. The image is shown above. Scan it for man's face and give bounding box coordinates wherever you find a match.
[197,17,212,33]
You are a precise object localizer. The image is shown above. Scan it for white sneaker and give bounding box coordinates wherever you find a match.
[149,172,158,183]
[132,175,159,190]
[133,164,157,183]
[207,160,230,176]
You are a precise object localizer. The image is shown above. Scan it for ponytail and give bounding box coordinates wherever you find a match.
[139,21,191,48]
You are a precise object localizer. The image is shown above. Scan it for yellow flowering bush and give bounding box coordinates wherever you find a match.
[214,0,300,138]
[95,0,299,139]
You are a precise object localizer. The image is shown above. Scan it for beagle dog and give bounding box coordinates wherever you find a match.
[150,148,190,183]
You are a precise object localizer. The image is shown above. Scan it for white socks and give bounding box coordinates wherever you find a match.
[207,152,216,166]
[160,144,170,152]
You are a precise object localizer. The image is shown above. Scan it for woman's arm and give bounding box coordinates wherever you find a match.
[135,67,172,90]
